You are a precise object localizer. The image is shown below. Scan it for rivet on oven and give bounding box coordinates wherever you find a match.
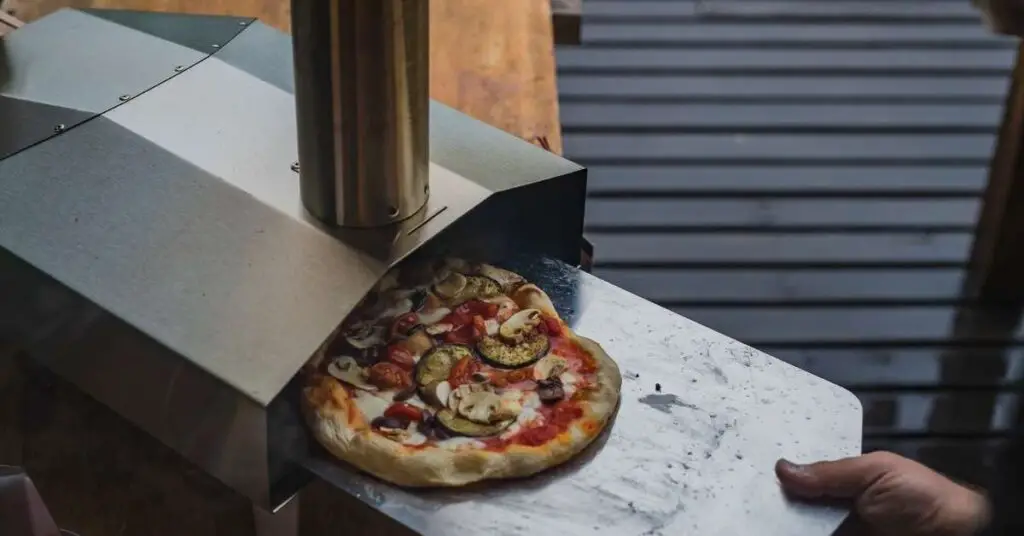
[53,124,66,133]
[174,65,185,72]
[239,20,248,26]
[290,162,301,173]
[119,94,131,102]
[212,44,221,49]
[388,206,400,218]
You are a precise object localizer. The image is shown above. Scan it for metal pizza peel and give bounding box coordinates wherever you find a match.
[294,257,862,536]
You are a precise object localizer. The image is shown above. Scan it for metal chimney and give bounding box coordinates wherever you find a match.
[291,0,429,228]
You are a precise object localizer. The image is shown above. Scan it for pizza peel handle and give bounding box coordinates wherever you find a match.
[300,258,861,536]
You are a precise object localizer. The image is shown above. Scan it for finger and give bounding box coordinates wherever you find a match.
[776,452,900,500]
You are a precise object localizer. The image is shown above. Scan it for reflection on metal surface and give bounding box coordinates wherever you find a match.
[292,0,429,227]
[0,9,587,510]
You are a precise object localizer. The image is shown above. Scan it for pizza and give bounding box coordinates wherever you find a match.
[302,258,622,487]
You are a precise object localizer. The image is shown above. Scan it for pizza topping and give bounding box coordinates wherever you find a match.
[409,289,429,311]
[447,354,482,387]
[327,357,378,391]
[420,380,453,407]
[534,355,569,381]
[350,345,384,368]
[537,378,566,405]
[418,306,451,326]
[367,362,412,390]
[435,409,513,438]
[433,271,467,299]
[371,416,407,431]
[384,402,425,423]
[456,275,502,303]
[415,344,470,387]
[483,295,520,322]
[499,308,542,344]
[392,386,418,402]
[385,344,417,370]
[456,390,519,424]
[390,312,420,339]
[425,322,454,335]
[476,264,526,293]
[396,329,434,359]
[447,382,489,412]
[511,284,556,314]
[370,293,415,322]
[343,322,386,350]
[476,334,549,369]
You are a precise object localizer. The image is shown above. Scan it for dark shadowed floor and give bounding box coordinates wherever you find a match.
[557,0,1022,484]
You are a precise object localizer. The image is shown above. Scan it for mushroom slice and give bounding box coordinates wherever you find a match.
[433,271,467,299]
[327,357,378,391]
[511,284,556,314]
[477,264,526,293]
[399,329,434,358]
[498,308,543,344]
[435,409,513,437]
[483,295,521,322]
[534,355,569,381]
[447,382,489,412]
[477,334,549,369]
[457,391,505,424]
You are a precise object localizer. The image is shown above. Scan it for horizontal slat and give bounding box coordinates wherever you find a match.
[669,306,1024,343]
[594,267,967,303]
[558,75,1009,100]
[589,232,971,265]
[582,22,1015,47]
[557,48,1014,73]
[772,347,1024,387]
[585,199,979,229]
[564,133,996,161]
[860,393,1019,433]
[561,103,1003,130]
[584,1,980,19]
[585,165,989,195]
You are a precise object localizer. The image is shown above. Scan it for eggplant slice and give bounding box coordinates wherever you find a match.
[415,344,472,386]
[435,409,512,437]
[476,334,549,369]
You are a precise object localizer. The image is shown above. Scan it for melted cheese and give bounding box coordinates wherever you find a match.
[560,371,580,398]
[484,319,500,336]
[374,297,413,321]
[400,424,428,446]
[352,390,393,422]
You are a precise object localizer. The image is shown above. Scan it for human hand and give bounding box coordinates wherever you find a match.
[776,452,990,536]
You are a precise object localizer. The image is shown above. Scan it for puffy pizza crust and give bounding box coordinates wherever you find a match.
[302,274,622,487]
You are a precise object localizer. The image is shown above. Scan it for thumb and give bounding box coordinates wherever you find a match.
[776,452,898,500]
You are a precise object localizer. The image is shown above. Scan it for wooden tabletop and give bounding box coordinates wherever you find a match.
[2,0,564,153]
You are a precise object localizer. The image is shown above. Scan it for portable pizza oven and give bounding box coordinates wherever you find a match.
[0,5,861,536]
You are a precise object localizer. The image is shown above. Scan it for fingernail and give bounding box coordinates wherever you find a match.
[779,459,811,475]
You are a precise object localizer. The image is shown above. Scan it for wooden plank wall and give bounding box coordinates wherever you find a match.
[557,0,1022,484]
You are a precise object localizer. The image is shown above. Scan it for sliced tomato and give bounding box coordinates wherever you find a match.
[448,355,480,387]
[384,403,424,422]
[367,362,412,389]
[443,326,475,345]
[471,315,488,340]
[385,344,416,370]
[390,312,419,338]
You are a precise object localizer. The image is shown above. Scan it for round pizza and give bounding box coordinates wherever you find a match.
[302,258,622,487]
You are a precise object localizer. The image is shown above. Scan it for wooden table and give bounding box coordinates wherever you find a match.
[0,1,564,534]
[1,0,564,153]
